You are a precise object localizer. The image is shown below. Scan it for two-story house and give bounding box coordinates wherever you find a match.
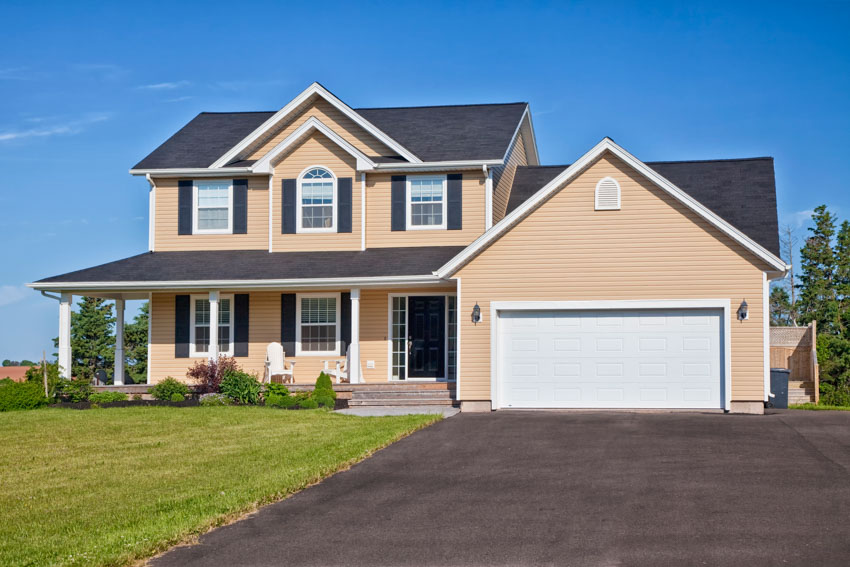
[31,83,787,413]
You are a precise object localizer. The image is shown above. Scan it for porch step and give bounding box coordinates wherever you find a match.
[351,390,454,400]
[348,398,456,407]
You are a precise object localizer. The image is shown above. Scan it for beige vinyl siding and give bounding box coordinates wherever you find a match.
[149,287,452,384]
[491,130,528,223]
[153,176,269,251]
[245,97,393,161]
[271,132,361,251]
[456,151,770,402]
[365,172,487,248]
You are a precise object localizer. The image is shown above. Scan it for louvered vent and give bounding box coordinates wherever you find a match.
[595,177,621,210]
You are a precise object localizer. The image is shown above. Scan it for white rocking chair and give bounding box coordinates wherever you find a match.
[321,346,351,384]
[264,342,295,383]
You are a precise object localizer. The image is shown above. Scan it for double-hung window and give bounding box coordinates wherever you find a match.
[407,175,446,229]
[194,180,232,234]
[297,167,336,232]
[296,295,339,355]
[190,295,233,357]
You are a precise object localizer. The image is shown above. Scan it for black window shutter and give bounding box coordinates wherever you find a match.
[178,180,193,235]
[175,295,190,358]
[282,179,296,234]
[338,177,352,233]
[234,294,249,357]
[340,292,351,355]
[281,293,296,356]
[391,175,406,231]
[233,179,248,234]
[447,174,462,230]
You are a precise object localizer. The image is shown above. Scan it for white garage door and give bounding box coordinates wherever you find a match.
[498,308,723,409]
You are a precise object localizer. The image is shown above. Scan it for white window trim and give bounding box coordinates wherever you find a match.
[189,293,234,357]
[386,292,457,382]
[296,165,337,234]
[295,292,341,356]
[193,180,234,235]
[406,174,447,230]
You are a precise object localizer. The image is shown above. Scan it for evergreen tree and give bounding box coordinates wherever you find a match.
[124,302,149,384]
[834,220,850,334]
[769,287,792,326]
[69,297,115,381]
[797,205,839,333]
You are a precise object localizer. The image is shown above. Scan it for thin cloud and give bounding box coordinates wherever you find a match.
[165,95,193,103]
[787,209,815,229]
[138,81,190,90]
[0,113,111,142]
[73,63,128,80]
[0,285,30,308]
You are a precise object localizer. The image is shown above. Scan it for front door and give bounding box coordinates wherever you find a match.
[407,296,445,378]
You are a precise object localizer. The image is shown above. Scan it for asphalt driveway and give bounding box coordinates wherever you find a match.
[152,410,850,566]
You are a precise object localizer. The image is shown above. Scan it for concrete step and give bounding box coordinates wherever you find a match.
[348,398,457,407]
[351,391,454,400]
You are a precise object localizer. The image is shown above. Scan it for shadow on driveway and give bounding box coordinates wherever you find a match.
[151,410,850,566]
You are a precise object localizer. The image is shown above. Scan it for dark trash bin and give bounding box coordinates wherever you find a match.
[769,368,790,409]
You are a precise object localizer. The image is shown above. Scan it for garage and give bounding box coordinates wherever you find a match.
[494,303,727,409]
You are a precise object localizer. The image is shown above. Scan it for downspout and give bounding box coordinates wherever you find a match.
[40,290,61,301]
[146,174,156,252]
[483,164,493,230]
[268,174,274,252]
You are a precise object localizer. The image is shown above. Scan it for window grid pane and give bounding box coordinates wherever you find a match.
[410,178,444,226]
[197,182,230,231]
[391,297,407,380]
[194,298,232,355]
[300,297,337,352]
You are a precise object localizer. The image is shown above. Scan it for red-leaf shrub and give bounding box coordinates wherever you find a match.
[186,356,240,394]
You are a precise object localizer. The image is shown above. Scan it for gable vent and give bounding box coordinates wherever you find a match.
[595,177,621,210]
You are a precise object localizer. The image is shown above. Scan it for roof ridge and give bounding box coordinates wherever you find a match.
[197,111,276,115]
[645,156,773,165]
[355,102,527,111]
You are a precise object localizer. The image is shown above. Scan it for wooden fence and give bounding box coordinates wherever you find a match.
[769,322,818,403]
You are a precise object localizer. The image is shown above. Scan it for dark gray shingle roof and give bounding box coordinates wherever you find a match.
[132,103,528,169]
[506,158,780,257]
[36,247,466,284]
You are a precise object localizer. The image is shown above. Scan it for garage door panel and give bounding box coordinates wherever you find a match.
[499,308,723,409]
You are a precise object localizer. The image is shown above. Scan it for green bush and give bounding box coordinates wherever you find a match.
[265,382,290,397]
[265,393,285,407]
[820,383,850,407]
[199,393,231,407]
[220,371,261,404]
[315,372,333,392]
[0,380,48,411]
[132,394,142,401]
[312,389,336,408]
[299,397,319,409]
[149,377,189,401]
[60,379,93,403]
[88,391,129,403]
[169,393,185,402]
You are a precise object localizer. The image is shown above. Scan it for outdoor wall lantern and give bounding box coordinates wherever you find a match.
[472,303,482,324]
[737,299,749,321]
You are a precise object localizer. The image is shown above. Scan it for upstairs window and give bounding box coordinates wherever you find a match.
[407,175,447,229]
[298,167,336,232]
[194,180,232,234]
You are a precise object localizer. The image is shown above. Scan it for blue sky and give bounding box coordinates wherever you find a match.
[1,1,848,361]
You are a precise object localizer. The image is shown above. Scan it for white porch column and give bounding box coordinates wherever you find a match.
[208,291,219,361]
[349,288,361,383]
[114,298,125,385]
[58,292,72,379]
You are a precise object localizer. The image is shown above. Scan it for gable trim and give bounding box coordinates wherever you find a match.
[503,106,539,166]
[436,137,787,277]
[210,83,422,168]
[251,117,376,173]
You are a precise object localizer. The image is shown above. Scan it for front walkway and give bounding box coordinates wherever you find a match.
[151,410,850,566]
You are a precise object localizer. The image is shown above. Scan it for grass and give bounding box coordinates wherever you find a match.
[789,403,850,411]
[0,406,440,566]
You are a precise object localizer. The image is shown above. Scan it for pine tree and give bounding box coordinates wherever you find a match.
[769,287,792,326]
[70,297,116,381]
[797,205,839,333]
[834,220,850,335]
[124,302,149,384]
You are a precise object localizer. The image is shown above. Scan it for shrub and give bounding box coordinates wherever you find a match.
[0,380,48,411]
[299,397,319,409]
[60,379,93,403]
[187,356,240,394]
[150,377,189,401]
[313,371,337,403]
[132,394,143,401]
[25,361,61,401]
[220,371,261,404]
[88,391,129,403]
[315,371,333,392]
[169,392,185,402]
[200,393,231,407]
[265,393,286,407]
[265,382,290,397]
[820,385,850,407]
[312,389,336,408]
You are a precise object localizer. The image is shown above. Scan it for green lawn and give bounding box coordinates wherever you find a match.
[789,403,850,411]
[0,407,440,567]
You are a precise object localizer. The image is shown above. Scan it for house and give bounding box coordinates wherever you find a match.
[29,83,788,413]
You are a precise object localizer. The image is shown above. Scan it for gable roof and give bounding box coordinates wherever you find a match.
[131,85,530,171]
[507,157,780,256]
[356,103,528,162]
[437,138,787,278]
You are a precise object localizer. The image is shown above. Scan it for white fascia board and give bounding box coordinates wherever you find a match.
[373,159,503,173]
[435,137,787,278]
[27,275,449,293]
[251,117,375,173]
[523,108,541,165]
[129,167,254,177]
[210,82,421,169]
[501,106,539,166]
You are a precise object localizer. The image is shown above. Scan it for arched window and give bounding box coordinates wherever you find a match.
[297,167,336,232]
[595,177,621,210]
